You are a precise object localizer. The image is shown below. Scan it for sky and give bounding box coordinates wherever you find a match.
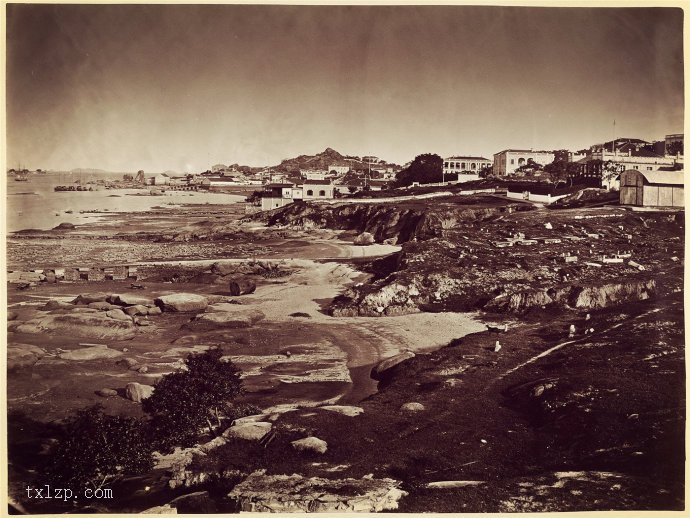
[6,4,684,172]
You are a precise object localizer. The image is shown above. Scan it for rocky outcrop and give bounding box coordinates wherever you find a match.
[228,278,256,296]
[8,344,46,370]
[73,293,110,305]
[371,352,415,380]
[125,382,154,402]
[318,405,364,417]
[291,437,328,454]
[353,232,375,245]
[569,280,656,309]
[265,199,527,245]
[13,312,137,340]
[228,472,407,512]
[486,280,657,313]
[155,294,209,313]
[110,294,155,307]
[223,421,272,441]
[59,346,123,361]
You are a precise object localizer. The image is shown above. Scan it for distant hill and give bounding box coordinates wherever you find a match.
[272,148,399,173]
[273,147,347,173]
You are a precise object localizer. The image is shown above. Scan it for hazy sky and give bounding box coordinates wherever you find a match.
[6,5,684,172]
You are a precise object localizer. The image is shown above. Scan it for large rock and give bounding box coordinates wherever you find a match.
[125,382,154,402]
[188,309,265,330]
[223,422,272,441]
[59,346,123,361]
[319,405,364,417]
[73,293,110,305]
[109,293,155,307]
[400,402,425,412]
[228,472,407,512]
[8,344,46,370]
[41,300,75,311]
[13,312,137,340]
[97,388,118,397]
[228,277,256,296]
[291,437,328,454]
[155,294,209,313]
[124,305,149,316]
[371,351,416,380]
[106,309,133,321]
[88,301,119,311]
[353,232,375,245]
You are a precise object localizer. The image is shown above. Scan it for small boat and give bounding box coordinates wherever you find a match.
[65,210,73,214]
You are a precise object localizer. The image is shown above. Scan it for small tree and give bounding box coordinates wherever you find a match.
[46,406,153,491]
[143,347,243,451]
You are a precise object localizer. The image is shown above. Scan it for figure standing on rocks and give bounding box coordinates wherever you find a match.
[568,324,576,338]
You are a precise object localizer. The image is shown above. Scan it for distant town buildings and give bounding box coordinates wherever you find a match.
[665,133,684,155]
[493,150,556,176]
[443,156,492,183]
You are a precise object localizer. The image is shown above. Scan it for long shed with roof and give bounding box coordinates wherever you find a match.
[619,169,684,207]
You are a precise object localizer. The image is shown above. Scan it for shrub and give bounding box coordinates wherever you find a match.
[45,405,153,491]
[143,347,243,451]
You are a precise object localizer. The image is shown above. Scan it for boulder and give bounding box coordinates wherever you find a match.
[117,358,138,368]
[13,313,137,340]
[227,472,407,512]
[88,301,119,311]
[228,277,256,296]
[109,293,155,307]
[147,306,163,316]
[125,382,154,403]
[59,346,123,361]
[198,437,228,453]
[291,437,328,454]
[8,344,46,370]
[71,308,99,313]
[188,309,265,330]
[107,309,133,321]
[73,293,110,305]
[319,405,364,417]
[97,388,118,397]
[354,232,375,245]
[223,421,272,441]
[400,402,425,412]
[8,311,17,321]
[155,293,209,313]
[41,300,75,311]
[371,351,415,380]
[231,415,268,426]
[124,305,149,316]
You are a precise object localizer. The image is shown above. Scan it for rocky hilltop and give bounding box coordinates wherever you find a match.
[261,195,683,317]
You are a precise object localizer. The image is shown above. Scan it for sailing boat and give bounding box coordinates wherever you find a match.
[14,162,29,181]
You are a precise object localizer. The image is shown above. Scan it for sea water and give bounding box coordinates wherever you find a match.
[6,172,245,232]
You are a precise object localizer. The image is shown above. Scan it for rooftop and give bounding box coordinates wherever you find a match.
[494,150,554,155]
[446,156,491,161]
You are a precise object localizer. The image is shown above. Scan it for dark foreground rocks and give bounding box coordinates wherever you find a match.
[227,472,407,512]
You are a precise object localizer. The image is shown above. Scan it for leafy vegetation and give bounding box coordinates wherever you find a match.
[45,406,153,491]
[394,153,443,187]
[143,347,243,451]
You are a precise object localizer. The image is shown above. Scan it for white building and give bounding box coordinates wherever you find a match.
[300,170,327,181]
[328,164,349,175]
[260,180,335,211]
[443,156,492,183]
[493,150,555,176]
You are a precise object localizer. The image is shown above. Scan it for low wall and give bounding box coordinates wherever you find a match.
[507,190,569,204]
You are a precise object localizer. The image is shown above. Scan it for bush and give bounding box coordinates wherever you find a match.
[45,405,153,491]
[143,347,243,451]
